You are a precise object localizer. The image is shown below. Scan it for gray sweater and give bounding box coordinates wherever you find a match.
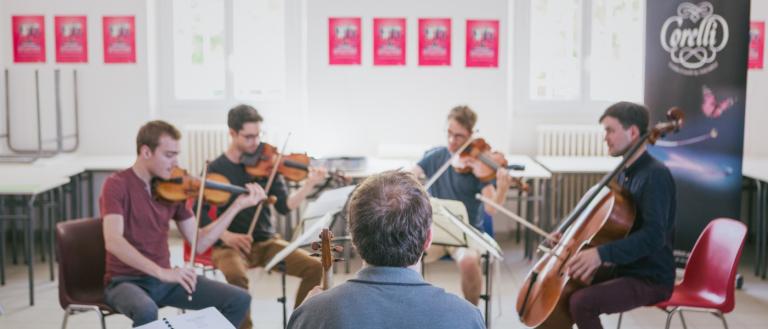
[287,266,485,329]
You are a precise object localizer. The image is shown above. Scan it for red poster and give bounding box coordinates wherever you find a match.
[418,18,451,66]
[373,18,406,66]
[329,17,361,65]
[102,16,136,63]
[55,16,88,63]
[466,20,499,68]
[12,16,46,63]
[749,21,765,69]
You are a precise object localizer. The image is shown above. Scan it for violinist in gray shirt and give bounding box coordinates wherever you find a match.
[287,171,485,329]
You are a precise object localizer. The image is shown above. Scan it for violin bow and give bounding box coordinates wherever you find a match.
[187,161,210,301]
[247,133,291,236]
[423,135,475,190]
[476,193,558,243]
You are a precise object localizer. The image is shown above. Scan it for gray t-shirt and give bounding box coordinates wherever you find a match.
[287,266,485,329]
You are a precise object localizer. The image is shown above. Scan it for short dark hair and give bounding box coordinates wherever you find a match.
[599,101,650,136]
[347,171,432,267]
[136,120,181,155]
[447,105,477,132]
[228,104,263,132]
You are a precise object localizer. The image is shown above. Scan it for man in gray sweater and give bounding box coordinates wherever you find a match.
[287,171,485,329]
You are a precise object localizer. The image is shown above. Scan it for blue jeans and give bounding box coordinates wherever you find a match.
[105,275,251,327]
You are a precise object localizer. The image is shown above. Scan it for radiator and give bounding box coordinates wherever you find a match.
[536,124,608,156]
[537,125,607,226]
[180,125,231,176]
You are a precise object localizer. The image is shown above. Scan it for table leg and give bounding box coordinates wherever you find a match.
[26,195,37,306]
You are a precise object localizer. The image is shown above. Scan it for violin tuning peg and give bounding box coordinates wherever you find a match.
[334,258,344,262]
[309,252,320,257]
[311,241,320,250]
[333,245,344,253]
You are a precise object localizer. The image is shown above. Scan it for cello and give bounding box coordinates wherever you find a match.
[511,108,683,328]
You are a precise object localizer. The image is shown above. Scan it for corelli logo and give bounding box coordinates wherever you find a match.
[660,2,729,76]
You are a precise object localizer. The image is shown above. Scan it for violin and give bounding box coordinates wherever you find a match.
[452,138,529,191]
[310,228,344,290]
[152,167,276,206]
[242,143,314,182]
[515,108,684,328]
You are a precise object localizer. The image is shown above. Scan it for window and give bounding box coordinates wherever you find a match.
[162,0,286,108]
[515,0,644,111]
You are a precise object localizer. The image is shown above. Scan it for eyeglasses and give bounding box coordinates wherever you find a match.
[447,130,469,141]
[238,132,264,142]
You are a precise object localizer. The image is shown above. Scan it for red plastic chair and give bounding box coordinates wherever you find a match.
[183,201,217,276]
[618,218,747,329]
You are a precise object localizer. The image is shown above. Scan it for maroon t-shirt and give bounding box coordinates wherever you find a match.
[100,168,193,284]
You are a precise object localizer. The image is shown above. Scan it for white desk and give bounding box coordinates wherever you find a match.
[534,156,620,174]
[343,157,416,179]
[0,172,70,306]
[743,157,768,279]
[504,155,552,259]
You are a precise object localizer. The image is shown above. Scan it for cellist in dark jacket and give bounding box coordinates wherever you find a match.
[566,102,676,329]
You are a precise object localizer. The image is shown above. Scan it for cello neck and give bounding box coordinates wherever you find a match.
[555,131,651,233]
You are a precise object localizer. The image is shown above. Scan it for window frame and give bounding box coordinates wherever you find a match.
[157,0,288,113]
[512,0,646,114]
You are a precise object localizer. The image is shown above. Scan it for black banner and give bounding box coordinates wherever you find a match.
[645,1,750,250]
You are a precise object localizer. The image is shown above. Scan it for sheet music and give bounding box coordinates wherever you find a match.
[301,185,356,219]
[430,197,503,260]
[135,307,234,329]
[437,204,503,260]
[264,212,334,272]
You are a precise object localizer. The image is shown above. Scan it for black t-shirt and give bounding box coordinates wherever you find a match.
[198,153,291,243]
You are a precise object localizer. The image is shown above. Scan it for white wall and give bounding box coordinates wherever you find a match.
[0,0,151,157]
[303,0,509,157]
[746,0,768,157]
[0,0,764,159]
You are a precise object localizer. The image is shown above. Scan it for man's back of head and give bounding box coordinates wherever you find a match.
[347,171,432,267]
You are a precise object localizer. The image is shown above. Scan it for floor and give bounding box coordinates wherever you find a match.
[1,233,767,329]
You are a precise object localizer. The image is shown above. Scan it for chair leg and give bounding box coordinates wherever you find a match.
[713,311,729,329]
[679,310,688,329]
[664,310,674,329]
[98,310,107,329]
[61,308,71,329]
[616,312,623,329]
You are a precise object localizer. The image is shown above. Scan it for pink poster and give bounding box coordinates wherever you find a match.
[373,18,406,66]
[102,16,136,63]
[329,17,361,65]
[466,20,499,68]
[418,18,451,66]
[55,16,88,63]
[12,15,46,63]
[749,21,765,69]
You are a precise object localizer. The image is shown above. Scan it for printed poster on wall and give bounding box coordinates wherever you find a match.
[749,21,764,69]
[55,16,88,63]
[328,17,361,65]
[418,18,451,66]
[645,0,749,250]
[466,20,499,67]
[12,15,46,63]
[102,16,136,63]
[373,18,406,66]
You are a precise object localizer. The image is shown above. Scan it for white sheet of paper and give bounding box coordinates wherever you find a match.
[264,212,334,272]
[432,198,503,260]
[302,185,356,219]
[135,307,234,329]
